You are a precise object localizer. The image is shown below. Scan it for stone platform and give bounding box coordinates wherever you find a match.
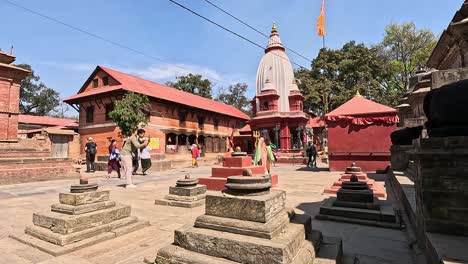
[198,155,278,190]
[10,185,149,256]
[156,174,342,264]
[155,176,207,208]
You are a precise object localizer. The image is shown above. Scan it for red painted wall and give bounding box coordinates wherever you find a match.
[327,120,396,172]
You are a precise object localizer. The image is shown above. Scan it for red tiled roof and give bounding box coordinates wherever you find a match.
[327,95,397,117]
[239,124,251,132]
[307,117,325,128]
[63,66,250,120]
[18,114,78,127]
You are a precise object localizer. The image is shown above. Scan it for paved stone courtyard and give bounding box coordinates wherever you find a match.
[0,163,417,264]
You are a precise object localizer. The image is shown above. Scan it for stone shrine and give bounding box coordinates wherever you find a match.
[155,174,343,263]
[10,179,149,256]
[317,174,400,229]
[198,149,278,190]
[323,163,387,198]
[155,174,207,208]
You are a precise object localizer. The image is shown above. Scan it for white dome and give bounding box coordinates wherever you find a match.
[256,23,298,112]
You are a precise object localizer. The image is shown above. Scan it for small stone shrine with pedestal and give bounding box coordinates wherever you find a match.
[323,163,387,199]
[155,173,343,263]
[317,173,400,228]
[155,174,207,208]
[10,177,149,256]
[199,147,278,190]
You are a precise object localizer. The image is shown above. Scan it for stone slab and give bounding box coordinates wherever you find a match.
[59,190,110,206]
[169,185,206,197]
[10,219,149,256]
[25,216,138,246]
[336,188,374,203]
[32,203,131,235]
[318,198,398,225]
[199,174,279,191]
[164,193,206,202]
[205,191,286,223]
[173,222,314,264]
[155,197,205,208]
[50,200,116,215]
[194,210,290,239]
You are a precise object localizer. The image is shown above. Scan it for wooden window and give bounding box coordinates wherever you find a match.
[178,112,186,127]
[92,79,98,88]
[263,101,269,110]
[102,76,109,86]
[198,116,204,129]
[105,103,114,121]
[213,118,219,130]
[86,106,94,123]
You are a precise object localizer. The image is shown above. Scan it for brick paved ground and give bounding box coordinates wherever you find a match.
[0,162,417,264]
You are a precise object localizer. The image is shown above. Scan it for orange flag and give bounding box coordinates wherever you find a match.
[317,0,325,36]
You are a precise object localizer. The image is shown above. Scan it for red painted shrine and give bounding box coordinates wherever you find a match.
[249,23,309,154]
[199,153,278,191]
[325,92,398,172]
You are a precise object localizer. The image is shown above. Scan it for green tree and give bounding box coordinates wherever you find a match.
[216,83,251,115]
[15,64,60,115]
[380,22,437,90]
[108,92,150,136]
[166,73,213,99]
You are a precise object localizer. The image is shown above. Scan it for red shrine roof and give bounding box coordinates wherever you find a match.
[307,117,325,128]
[18,114,78,127]
[63,66,250,120]
[327,94,397,117]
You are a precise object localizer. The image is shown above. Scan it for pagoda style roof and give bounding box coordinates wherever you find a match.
[327,94,397,117]
[63,66,250,120]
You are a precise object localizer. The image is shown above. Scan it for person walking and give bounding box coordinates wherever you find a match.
[191,144,199,168]
[107,139,121,179]
[140,140,152,175]
[121,129,148,188]
[307,141,318,168]
[84,137,97,173]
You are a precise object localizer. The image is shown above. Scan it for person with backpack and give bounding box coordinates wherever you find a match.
[307,141,318,168]
[84,137,97,173]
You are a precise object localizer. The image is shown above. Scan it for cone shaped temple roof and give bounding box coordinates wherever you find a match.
[327,94,397,117]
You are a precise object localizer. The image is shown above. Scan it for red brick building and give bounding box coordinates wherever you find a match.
[63,66,250,162]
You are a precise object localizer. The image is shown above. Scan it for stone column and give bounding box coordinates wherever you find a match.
[274,125,280,149]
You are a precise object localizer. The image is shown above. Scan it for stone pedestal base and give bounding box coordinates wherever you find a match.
[10,189,149,256]
[155,185,206,208]
[415,137,468,236]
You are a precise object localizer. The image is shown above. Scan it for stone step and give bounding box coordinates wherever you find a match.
[32,203,131,235]
[315,235,343,264]
[25,216,139,246]
[10,219,149,256]
[323,187,386,199]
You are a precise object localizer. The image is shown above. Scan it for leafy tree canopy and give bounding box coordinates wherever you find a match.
[166,73,213,99]
[108,92,150,137]
[216,83,251,115]
[15,64,60,116]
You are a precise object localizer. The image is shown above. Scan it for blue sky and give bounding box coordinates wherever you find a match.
[1,0,462,109]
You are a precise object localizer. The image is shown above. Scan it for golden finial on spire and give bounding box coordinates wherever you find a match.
[271,22,278,33]
[355,89,362,97]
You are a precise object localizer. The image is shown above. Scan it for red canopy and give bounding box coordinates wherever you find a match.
[325,95,398,125]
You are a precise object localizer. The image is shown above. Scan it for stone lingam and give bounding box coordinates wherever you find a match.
[155,174,207,208]
[155,172,343,264]
[317,174,400,229]
[10,179,149,256]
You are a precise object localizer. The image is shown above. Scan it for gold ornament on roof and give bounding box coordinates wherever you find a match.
[271,22,278,33]
[355,89,362,97]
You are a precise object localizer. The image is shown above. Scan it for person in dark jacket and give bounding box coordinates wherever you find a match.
[85,137,97,172]
[307,141,318,168]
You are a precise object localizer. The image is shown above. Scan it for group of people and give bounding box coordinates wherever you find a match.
[84,129,153,188]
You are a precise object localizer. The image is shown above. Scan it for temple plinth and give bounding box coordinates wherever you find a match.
[156,171,343,263]
[198,150,278,190]
[155,174,207,208]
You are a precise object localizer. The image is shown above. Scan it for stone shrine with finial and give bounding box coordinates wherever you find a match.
[156,168,343,263]
[10,178,149,256]
[155,173,207,208]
